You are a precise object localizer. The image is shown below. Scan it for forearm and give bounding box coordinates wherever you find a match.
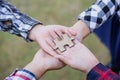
[72,0,119,41]
[24,61,47,79]
[5,62,47,80]
[71,20,90,41]
[28,24,44,41]
[0,0,41,42]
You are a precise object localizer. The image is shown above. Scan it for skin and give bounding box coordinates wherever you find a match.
[24,49,65,79]
[24,39,99,80]
[55,40,99,74]
[28,20,90,56]
[70,20,90,41]
[29,24,76,56]
[25,20,95,78]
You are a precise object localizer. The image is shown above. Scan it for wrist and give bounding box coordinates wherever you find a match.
[28,24,44,41]
[84,59,99,74]
[71,20,90,41]
[24,61,47,79]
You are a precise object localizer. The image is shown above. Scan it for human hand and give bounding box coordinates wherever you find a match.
[33,49,65,70]
[69,20,90,41]
[24,49,65,79]
[55,40,99,74]
[29,24,76,56]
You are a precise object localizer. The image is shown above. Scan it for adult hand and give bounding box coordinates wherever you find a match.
[24,49,65,79]
[29,24,76,56]
[55,40,99,74]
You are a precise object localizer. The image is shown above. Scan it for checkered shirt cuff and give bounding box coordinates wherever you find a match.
[78,0,119,31]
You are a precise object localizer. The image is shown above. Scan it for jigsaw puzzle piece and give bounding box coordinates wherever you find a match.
[53,34,75,52]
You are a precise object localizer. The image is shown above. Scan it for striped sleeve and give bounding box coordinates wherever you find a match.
[5,68,38,80]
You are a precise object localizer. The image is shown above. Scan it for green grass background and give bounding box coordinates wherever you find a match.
[0,0,110,80]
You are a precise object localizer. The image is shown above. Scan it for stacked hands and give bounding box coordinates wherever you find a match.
[3,0,120,79]
[24,21,99,79]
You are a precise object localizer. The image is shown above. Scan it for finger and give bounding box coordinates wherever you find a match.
[68,28,77,36]
[49,31,59,39]
[40,40,58,57]
[46,38,55,48]
[73,39,84,48]
[46,37,55,48]
[74,39,81,44]
[54,28,63,39]
[59,27,71,37]
[46,36,64,55]
[55,48,63,54]
[41,49,51,56]
[58,27,75,37]
[64,28,72,37]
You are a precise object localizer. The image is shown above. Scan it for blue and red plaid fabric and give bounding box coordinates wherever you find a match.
[87,63,120,80]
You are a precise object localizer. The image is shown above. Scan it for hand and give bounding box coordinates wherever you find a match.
[69,20,90,41]
[29,24,76,56]
[24,49,65,79]
[55,40,99,74]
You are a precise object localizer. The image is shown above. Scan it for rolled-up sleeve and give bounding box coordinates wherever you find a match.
[0,0,42,42]
[78,0,120,31]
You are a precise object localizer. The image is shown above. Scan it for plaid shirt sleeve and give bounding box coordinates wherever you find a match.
[0,0,42,42]
[5,68,38,80]
[78,0,120,31]
[87,63,120,80]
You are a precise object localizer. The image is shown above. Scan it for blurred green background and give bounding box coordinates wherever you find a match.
[0,0,111,80]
